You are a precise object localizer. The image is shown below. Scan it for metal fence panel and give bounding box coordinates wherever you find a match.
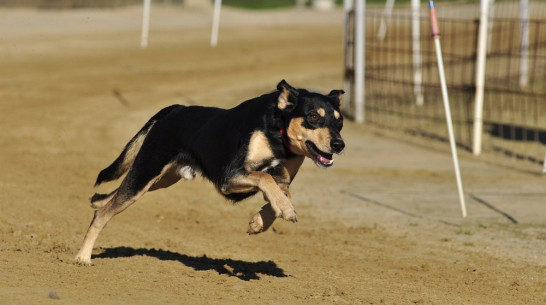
[349,5,546,169]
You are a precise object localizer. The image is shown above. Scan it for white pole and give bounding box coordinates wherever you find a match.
[354,0,365,123]
[411,0,424,106]
[377,0,395,41]
[519,0,529,88]
[210,0,222,47]
[141,0,151,48]
[344,0,354,14]
[343,0,354,112]
[472,0,490,156]
[428,1,467,218]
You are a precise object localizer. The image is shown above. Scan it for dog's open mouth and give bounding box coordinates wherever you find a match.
[305,141,334,167]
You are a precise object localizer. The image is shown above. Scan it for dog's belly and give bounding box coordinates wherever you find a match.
[178,165,196,180]
[224,191,259,202]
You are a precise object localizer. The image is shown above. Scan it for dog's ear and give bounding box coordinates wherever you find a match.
[328,89,345,109]
[277,80,298,112]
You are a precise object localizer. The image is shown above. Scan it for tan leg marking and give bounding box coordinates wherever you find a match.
[247,203,277,234]
[246,156,304,234]
[222,172,296,222]
[283,156,305,181]
[149,163,183,191]
[75,163,178,265]
[90,190,117,209]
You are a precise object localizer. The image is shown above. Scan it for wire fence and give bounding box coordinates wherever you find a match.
[349,5,546,170]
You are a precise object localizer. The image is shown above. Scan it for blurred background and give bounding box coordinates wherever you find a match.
[1,0,544,172]
[343,0,546,173]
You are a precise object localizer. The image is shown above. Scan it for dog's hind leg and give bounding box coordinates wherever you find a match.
[75,179,163,264]
[89,163,193,210]
[75,172,155,265]
[75,189,149,265]
[89,188,118,209]
[75,159,179,265]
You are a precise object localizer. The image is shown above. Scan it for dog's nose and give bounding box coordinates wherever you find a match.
[330,138,345,153]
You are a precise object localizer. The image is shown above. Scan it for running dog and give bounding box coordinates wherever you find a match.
[75,80,345,265]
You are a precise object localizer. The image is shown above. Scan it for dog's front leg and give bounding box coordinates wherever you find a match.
[247,183,292,234]
[222,172,297,223]
[247,202,276,234]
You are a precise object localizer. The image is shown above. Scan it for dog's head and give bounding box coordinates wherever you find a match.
[276,80,345,168]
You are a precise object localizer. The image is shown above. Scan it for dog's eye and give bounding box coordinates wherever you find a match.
[309,114,320,123]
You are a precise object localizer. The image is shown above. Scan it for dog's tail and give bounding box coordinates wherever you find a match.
[94,105,180,187]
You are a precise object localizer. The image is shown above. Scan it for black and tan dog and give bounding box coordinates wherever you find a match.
[75,80,345,265]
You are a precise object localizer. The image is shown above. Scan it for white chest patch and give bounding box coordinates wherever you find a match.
[261,159,281,172]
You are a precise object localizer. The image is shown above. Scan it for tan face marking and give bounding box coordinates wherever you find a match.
[286,118,307,155]
[317,108,326,117]
[334,110,341,119]
[245,131,274,171]
[286,118,332,157]
[306,128,332,152]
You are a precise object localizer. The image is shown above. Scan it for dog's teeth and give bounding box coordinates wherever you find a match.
[317,154,334,166]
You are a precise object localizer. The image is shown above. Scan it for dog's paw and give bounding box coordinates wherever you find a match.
[247,213,264,234]
[271,197,298,222]
[74,256,93,266]
[281,208,298,223]
[247,203,277,234]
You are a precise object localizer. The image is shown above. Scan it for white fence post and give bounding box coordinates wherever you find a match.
[412,0,424,106]
[343,0,354,113]
[472,0,490,156]
[354,0,365,123]
[210,0,222,47]
[141,0,151,48]
[377,0,395,41]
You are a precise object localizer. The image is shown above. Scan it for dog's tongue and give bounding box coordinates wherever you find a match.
[317,154,334,166]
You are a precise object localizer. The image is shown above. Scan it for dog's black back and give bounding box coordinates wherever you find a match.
[96,91,289,202]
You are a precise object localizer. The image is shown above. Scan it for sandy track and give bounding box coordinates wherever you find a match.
[0,5,544,304]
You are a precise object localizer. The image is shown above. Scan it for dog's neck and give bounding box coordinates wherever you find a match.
[280,128,291,151]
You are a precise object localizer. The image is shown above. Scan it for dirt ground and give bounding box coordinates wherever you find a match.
[0,5,545,305]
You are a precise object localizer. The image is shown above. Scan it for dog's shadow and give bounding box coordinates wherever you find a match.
[92,247,288,281]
